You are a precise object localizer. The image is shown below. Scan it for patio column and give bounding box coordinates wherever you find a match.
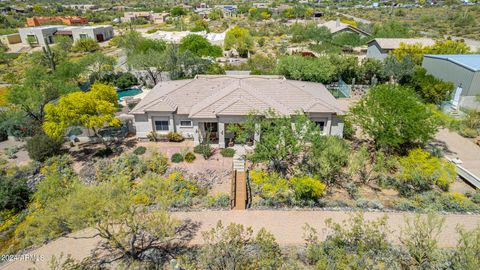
[193,122,200,146]
[169,115,175,132]
[254,123,260,145]
[218,122,225,148]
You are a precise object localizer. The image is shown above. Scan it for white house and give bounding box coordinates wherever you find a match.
[130,75,345,147]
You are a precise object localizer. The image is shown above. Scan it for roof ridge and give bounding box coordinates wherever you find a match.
[241,80,291,115]
[284,80,341,112]
[188,80,241,117]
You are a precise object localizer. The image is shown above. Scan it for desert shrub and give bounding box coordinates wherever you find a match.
[355,198,384,210]
[114,72,138,89]
[93,147,113,158]
[459,127,479,138]
[133,146,146,155]
[136,171,207,208]
[167,132,184,142]
[220,148,235,157]
[392,191,480,213]
[28,133,64,162]
[302,136,350,184]
[194,144,213,159]
[204,193,230,208]
[250,170,294,206]
[0,175,30,211]
[72,38,99,53]
[184,152,196,163]
[196,222,283,269]
[396,149,456,196]
[171,153,184,163]
[304,213,400,269]
[290,176,326,202]
[144,151,169,174]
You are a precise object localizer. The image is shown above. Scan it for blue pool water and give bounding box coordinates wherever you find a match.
[117,88,142,100]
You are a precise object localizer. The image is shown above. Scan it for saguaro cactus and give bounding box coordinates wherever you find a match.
[42,39,56,71]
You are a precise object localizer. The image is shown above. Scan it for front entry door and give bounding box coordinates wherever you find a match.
[204,122,218,143]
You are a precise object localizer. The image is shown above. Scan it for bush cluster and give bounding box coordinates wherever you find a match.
[250,170,326,207]
[171,153,184,163]
[184,152,196,163]
[25,134,62,162]
[194,144,213,159]
[133,146,146,155]
[167,132,184,142]
[220,148,235,157]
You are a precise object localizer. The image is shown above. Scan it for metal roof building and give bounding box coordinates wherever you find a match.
[422,54,480,109]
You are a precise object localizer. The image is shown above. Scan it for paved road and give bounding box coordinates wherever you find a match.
[435,128,480,180]
[2,210,479,270]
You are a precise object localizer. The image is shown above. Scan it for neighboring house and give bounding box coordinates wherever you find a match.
[19,26,58,46]
[130,75,344,147]
[26,16,88,27]
[252,3,270,8]
[318,19,370,38]
[422,54,480,109]
[366,38,435,60]
[0,33,21,45]
[122,12,169,24]
[19,25,114,46]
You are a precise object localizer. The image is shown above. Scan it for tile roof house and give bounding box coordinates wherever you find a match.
[130,75,345,147]
[366,38,435,60]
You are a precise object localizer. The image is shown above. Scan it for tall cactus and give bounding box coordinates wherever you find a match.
[42,38,56,71]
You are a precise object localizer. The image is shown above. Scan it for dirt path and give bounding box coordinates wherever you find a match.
[2,210,479,270]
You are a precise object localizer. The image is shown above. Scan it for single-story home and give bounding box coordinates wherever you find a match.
[318,19,370,38]
[130,75,344,147]
[18,25,114,46]
[366,38,435,60]
[422,54,480,109]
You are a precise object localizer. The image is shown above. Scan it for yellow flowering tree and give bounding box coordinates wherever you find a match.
[43,83,121,142]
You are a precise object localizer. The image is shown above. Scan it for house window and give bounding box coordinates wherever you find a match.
[180,120,192,127]
[79,34,88,39]
[154,120,169,131]
[315,121,325,132]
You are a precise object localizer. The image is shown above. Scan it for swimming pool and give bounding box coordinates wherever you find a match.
[117,88,143,100]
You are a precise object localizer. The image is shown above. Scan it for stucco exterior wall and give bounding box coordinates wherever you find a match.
[19,27,57,46]
[134,112,344,143]
[366,42,388,61]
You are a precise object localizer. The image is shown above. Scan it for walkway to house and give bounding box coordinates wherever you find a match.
[434,128,480,185]
[2,210,479,270]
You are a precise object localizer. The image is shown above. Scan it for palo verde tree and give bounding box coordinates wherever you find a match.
[350,84,438,153]
[246,109,321,176]
[179,34,223,58]
[224,26,254,57]
[7,65,77,123]
[42,83,121,142]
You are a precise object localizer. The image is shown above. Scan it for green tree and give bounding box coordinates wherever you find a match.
[247,111,321,175]
[43,83,121,141]
[372,20,411,38]
[25,133,62,162]
[72,38,100,53]
[302,136,350,185]
[179,34,223,57]
[170,6,186,17]
[350,84,438,153]
[277,56,336,84]
[409,67,454,104]
[306,26,332,44]
[7,65,77,123]
[224,26,253,57]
